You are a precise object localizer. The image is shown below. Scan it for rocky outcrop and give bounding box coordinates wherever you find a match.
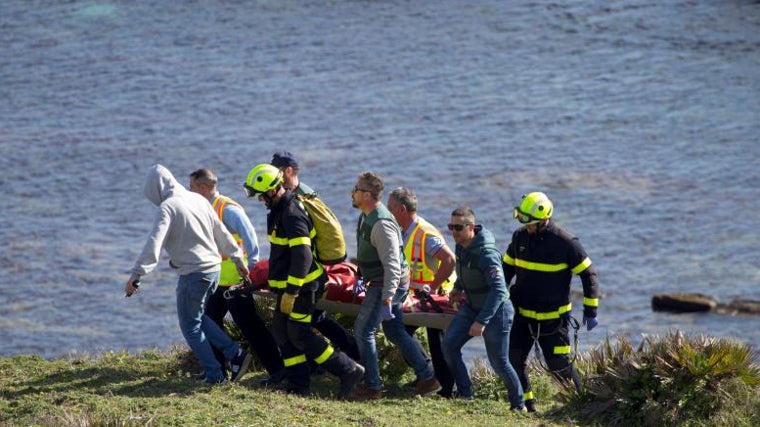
[652,293,760,315]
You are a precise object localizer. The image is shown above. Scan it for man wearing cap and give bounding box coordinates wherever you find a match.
[503,192,600,412]
[271,151,360,362]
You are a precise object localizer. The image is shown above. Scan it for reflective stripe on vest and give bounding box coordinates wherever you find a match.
[211,195,247,286]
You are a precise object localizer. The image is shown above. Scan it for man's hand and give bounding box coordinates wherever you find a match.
[380,300,395,321]
[124,279,140,297]
[280,293,296,314]
[468,321,485,337]
[235,261,250,282]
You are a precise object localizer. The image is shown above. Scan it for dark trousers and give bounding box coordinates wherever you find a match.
[312,310,361,362]
[406,325,455,395]
[205,285,284,377]
[509,313,580,401]
[271,284,355,390]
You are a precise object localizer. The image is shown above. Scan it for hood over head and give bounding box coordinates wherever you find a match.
[144,164,181,206]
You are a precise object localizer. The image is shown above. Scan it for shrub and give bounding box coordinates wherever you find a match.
[558,330,760,426]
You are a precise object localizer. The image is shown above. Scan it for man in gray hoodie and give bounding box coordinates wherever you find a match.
[124,164,252,384]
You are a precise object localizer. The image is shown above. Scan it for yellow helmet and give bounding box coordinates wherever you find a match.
[514,192,553,224]
[244,164,282,197]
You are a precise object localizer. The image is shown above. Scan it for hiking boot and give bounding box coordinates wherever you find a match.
[229,349,252,382]
[525,399,537,413]
[285,385,311,396]
[258,368,287,387]
[338,363,365,399]
[350,384,382,401]
[414,377,442,395]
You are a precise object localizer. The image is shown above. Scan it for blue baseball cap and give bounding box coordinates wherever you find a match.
[271,151,299,168]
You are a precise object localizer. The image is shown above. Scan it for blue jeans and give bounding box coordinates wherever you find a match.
[442,301,524,409]
[354,284,435,389]
[176,271,241,383]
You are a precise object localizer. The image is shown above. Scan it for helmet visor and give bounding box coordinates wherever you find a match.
[243,183,260,198]
[513,207,541,224]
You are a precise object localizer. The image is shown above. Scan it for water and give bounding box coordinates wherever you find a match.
[1,0,759,360]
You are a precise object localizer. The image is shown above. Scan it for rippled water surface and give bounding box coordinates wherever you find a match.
[1,0,759,359]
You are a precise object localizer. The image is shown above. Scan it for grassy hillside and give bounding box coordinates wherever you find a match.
[1,332,758,427]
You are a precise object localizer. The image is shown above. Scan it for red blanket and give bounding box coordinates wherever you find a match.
[249,260,456,315]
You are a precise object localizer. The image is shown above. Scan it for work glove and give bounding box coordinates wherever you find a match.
[280,293,296,315]
[380,303,395,321]
[583,316,598,331]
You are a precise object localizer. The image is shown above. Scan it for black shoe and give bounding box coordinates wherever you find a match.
[229,349,252,382]
[525,399,537,413]
[338,363,365,399]
[258,369,287,387]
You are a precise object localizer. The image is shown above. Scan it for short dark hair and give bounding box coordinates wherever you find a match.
[189,168,217,186]
[451,205,475,224]
[358,171,384,201]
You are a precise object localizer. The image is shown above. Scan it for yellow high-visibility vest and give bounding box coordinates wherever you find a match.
[212,194,247,286]
[403,217,455,292]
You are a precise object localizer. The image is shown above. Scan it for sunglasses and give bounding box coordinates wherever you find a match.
[353,186,371,193]
[447,223,470,232]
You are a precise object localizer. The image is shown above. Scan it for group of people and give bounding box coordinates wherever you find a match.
[124,151,600,412]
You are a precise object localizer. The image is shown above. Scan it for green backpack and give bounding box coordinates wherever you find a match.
[296,193,347,265]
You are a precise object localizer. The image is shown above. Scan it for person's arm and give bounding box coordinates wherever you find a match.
[371,219,403,302]
[473,248,508,326]
[130,207,171,280]
[426,235,455,292]
[223,204,261,267]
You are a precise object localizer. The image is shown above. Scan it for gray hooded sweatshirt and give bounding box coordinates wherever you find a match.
[130,164,243,280]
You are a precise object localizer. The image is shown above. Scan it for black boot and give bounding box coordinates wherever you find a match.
[321,352,365,399]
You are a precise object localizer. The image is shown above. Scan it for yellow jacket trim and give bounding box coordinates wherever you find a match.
[289,236,311,247]
[514,258,568,272]
[571,257,592,274]
[517,303,572,320]
[283,354,307,367]
[269,233,288,246]
[584,297,599,307]
[313,345,335,365]
[524,391,534,401]
[288,311,312,323]
[554,345,571,355]
[268,279,287,289]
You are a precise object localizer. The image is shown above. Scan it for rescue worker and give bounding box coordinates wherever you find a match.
[270,151,360,362]
[189,168,285,383]
[243,164,364,398]
[503,192,600,412]
[386,187,456,397]
[442,206,525,409]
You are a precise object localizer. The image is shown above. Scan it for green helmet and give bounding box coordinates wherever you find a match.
[244,164,282,197]
[514,192,553,224]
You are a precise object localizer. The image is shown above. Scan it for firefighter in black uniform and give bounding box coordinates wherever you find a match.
[502,192,600,412]
[244,164,364,398]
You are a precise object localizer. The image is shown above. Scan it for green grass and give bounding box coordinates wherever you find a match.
[1,331,758,427]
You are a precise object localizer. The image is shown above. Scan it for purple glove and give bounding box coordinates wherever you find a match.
[380,303,395,321]
[583,316,598,331]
